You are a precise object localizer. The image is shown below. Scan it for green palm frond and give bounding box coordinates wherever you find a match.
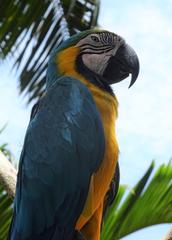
[0,128,13,239]
[0,184,13,239]
[0,125,14,162]
[1,124,171,240]
[101,161,172,240]
[0,0,100,103]
[1,160,171,240]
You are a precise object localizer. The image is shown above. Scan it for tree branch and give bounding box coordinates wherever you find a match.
[0,150,17,198]
[162,229,172,240]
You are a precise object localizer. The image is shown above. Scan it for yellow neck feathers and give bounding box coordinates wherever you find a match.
[56,45,118,122]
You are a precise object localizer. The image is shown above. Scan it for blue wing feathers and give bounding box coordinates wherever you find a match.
[9,77,105,240]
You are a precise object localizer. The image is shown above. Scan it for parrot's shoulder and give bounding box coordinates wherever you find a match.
[27,75,105,172]
[31,76,97,121]
[46,75,94,101]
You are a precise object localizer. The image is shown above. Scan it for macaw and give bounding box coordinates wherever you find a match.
[9,29,139,240]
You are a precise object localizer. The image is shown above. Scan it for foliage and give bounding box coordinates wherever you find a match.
[0,156,171,239]
[0,0,100,103]
[0,185,13,240]
[0,126,13,239]
[101,161,172,240]
[0,125,14,163]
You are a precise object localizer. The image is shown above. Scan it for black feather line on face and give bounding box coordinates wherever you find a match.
[76,54,114,96]
[99,32,116,45]
[79,42,109,48]
[78,31,116,48]
[80,46,113,54]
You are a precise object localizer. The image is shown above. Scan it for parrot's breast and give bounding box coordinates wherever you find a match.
[76,85,119,229]
[56,47,119,229]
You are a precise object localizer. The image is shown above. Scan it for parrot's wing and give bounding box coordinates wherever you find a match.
[9,77,105,240]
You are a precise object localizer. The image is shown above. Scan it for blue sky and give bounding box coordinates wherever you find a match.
[0,0,172,239]
[99,0,172,239]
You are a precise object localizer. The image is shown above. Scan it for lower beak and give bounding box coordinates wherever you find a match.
[103,43,140,88]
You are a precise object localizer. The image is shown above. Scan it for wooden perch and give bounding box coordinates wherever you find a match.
[162,229,172,240]
[0,150,17,198]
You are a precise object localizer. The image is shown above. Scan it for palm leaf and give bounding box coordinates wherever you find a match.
[101,161,172,240]
[0,0,100,103]
[0,184,13,240]
[0,125,14,163]
[0,132,13,239]
[0,158,172,239]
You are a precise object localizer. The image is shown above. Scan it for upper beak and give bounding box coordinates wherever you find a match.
[103,43,140,87]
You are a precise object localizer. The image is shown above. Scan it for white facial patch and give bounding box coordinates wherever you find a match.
[82,52,111,75]
[76,33,125,76]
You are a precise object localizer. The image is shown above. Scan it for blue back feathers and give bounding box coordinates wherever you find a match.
[9,76,105,240]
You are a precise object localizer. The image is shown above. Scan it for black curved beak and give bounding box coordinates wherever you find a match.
[103,43,140,88]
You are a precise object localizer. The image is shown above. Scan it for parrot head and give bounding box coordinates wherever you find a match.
[47,29,139,90]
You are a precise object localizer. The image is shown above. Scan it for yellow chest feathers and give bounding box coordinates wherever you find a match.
[57,46,119,163]
[57,45,118,129]
[57,46,119,227]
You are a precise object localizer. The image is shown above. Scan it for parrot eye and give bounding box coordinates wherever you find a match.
[91,36,100,43]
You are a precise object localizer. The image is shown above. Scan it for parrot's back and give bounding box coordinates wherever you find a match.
[8,77,105,240]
